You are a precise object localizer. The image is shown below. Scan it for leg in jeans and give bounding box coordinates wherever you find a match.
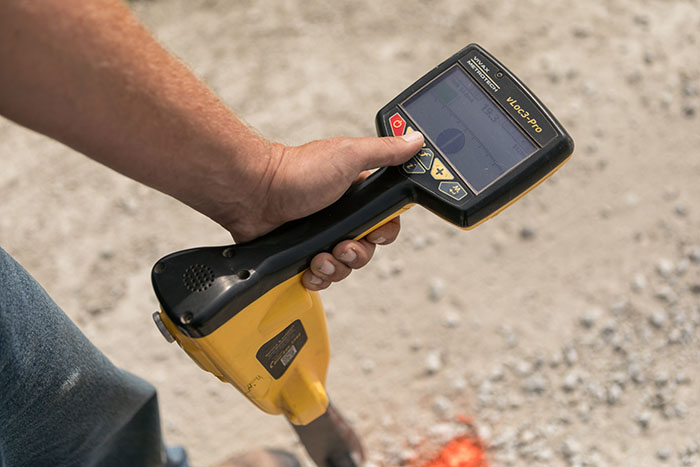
[0,248,187,467]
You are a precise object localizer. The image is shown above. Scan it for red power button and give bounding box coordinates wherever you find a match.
[389,113,406,136]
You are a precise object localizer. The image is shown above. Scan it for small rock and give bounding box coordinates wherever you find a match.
[519,225,536,240]
[361,359,375,374]
[550,351,563,368]
[442,310,461,328]
[657,259,675,278]
[689,246,700,263]
[399,448,417,464]
[663,186,679,201]
[428,422,459,440]
[649,310,668,329]
[428,278,445,302]
[674,402,688,419]
[624,192,639,208]
[607,383,623,405]
[611,299,630,314]
[675,204,689,217]
[631,273,647,292]
[656,448,672,461]
[534,448,553,462]
[634,411,652,430]
[600,319,617,340]
[564,346,579,366]
[411,235,428,250]
[611,371,627,387]
[668,328,683,344]
[628,362,645,385]
[643,51,656,65]
[432,395,452,418]
[522,375,548,394]
[407,434,422,447]
[655,371,669,387]
[518,428,537,445]
[515,360,533,376]
[561,438,581,459]
[675,373,691,385]
[580,308,601,329]
[577,402,591,422]
[489,366,505,382]
[452,377,468,394]
[634,14,650,26]
[677,258,690,275]
[587,382,607,403]
[508,394,523,409]
[425,351,443,375]
[562,372,580,392]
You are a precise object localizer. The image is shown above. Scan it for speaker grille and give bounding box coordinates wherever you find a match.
[182,264,215,292]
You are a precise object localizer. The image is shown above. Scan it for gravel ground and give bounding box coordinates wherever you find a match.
[2,1,699,466]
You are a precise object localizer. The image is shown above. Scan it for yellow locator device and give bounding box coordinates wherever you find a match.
[151,44,573,467]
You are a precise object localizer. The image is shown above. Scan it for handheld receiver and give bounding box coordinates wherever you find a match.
[151,44,573,466]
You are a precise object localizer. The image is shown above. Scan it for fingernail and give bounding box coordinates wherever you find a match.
[371,236,386,245]
[400,131,423,142]
[339,249,357,263]
[309,274,323,285]
[319,261,335,276]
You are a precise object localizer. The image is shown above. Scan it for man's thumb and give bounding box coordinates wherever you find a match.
[351,132,424,171]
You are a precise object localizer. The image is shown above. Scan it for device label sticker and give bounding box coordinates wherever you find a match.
[459,52,557,147]
[256,320,307,379]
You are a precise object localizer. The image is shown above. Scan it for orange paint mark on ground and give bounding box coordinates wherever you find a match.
[423,436,488,467]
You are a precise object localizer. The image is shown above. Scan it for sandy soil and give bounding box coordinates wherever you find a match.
[2,1,700,466]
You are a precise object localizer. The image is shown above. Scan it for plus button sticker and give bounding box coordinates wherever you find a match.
[430,159,454,180]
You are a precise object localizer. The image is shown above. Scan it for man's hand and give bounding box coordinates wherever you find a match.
[213,133,424,290]
[0,0,423,291]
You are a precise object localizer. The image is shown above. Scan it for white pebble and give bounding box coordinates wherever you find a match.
[655,285,677,303]
[361,359,375,374]
[515,360,533,376]
[522,375,547,394]
[452,377,468,393]
[561,438,581,458]
[580,308,601,329]
[689,246,700,262]
[564,346,579,366]
[607,383,623,405]
[442,310,461,328]
[656,448,672,460]
[428,278,445,301]
[631,273,647,292]
[425,351,443,375]
[562,372,580,392]
[649,310,668,329]
[432,395,452,418]
[634,411,652,429]
[657,259,675,278]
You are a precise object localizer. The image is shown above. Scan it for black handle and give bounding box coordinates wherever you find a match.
[152,167,416,336]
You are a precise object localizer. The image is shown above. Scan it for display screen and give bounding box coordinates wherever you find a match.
[402,65,537,193]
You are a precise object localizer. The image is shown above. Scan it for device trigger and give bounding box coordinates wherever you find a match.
[152,311,175,343]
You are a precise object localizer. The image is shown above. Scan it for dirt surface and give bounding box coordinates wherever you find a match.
[2,1,700,466]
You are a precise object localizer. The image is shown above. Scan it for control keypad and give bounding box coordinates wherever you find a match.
[387,108,470,204]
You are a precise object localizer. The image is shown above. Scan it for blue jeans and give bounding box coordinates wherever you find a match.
[0,249,188,467]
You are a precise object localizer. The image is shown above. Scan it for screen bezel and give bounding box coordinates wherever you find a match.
[399,63,541,195]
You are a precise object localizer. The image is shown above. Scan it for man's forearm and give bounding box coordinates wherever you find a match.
[0,0,271,219]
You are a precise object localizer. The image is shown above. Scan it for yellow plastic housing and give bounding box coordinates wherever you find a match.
[159,272,330,426]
